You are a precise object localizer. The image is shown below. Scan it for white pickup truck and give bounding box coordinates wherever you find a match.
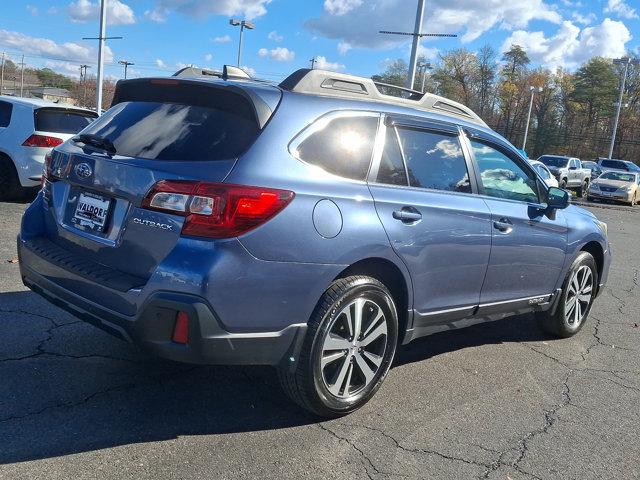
[537,155,592,197]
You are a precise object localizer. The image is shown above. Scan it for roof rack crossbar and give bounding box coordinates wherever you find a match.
[279,68,487,127]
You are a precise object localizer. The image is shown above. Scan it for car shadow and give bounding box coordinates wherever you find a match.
[0,290,552,464]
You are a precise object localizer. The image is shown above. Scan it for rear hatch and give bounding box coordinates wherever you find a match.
[40,78,281,283]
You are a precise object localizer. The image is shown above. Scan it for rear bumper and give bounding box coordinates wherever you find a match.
[19,246,307,366]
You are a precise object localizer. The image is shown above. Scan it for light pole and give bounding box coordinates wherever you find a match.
[608,57,639,159]
[522,86,543,151]
[82,0,122,114]
[417,61,432,93]
[118,60,134,79]
[229,19,255,67]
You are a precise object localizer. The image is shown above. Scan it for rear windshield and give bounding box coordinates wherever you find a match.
[34,108,97,134]
[537,156,568,168]
[82,100,259,161]
[600,159,627,170]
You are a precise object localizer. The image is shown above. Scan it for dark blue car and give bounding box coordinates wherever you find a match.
[18,67,611,416]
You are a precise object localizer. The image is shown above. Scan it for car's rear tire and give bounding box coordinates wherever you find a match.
[278,276,398,417]
[0,154,22,201]
[536,252,597,338]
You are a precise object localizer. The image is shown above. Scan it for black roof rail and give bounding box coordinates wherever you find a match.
[279,68,487,127]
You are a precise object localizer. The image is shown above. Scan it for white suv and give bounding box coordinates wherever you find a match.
[0,96,97,199]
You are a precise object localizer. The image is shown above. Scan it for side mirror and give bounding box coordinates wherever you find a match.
[547,187,570,210]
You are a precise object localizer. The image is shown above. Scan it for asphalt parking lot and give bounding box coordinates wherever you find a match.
[1,198,639,480]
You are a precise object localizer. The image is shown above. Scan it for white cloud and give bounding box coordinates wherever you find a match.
[204,53,213,62]
[307,0,561,48]
[337,41,351,55]
[0,29,113,64]
[155,58,167,68]
[26,5,38,15]
[258,46,295,61]
[47,6,59,14]
[324,0,362,16]
[501,18,632,69]
[604,0,638,19]
[212,34,232,43]
[571,11,596,25]
[314,56,345,71]
[44,60,83,77]
[267,30,283,42]
[148,0,271,20]
[68,0,136,25]
[417,45,439,61]
[144,7,168,22]
[241,65,256,76]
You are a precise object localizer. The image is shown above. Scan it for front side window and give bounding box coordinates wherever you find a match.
[471,140,539,203]
[395,127,471,193]
[293,115,378,181]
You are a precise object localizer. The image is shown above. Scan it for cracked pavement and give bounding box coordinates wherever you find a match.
[1,200,639,480]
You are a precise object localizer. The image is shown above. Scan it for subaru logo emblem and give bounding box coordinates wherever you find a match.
[75,163,92,179]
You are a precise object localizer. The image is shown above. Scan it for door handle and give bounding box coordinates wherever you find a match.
[392,207,422,223]
[493,218,513,233]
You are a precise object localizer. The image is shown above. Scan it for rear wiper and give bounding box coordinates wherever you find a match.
[72,133,116,156]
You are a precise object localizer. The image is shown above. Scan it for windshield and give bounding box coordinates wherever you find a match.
[599,172,637,182]
[537,156,568,168]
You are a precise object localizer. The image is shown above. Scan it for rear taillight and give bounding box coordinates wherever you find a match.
[42,151,53,187]
[142,180,295,239]
[22,134,64,148]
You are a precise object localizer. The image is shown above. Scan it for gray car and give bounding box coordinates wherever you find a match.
[18,67,611,416]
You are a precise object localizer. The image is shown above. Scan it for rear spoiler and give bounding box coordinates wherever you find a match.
[111,76,279,129]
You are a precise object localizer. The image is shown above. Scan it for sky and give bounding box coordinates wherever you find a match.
[0,0,638,82]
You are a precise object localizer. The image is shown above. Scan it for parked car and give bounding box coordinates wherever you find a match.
[537,155,591,196]
[18,67,611,417]
[582,160,603,178]
[596,158,640,174]
[528,159,559,188]
[588,170,640,206]
[0,96,98,200]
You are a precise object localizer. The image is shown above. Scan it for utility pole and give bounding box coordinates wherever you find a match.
[522,86,543,152]
[118,60,134,79]
[80,64,90,107]
[380,0,456,90]
[0,52,5,95]
[19,54,25,97]
[310,57,317,69]
[608,57,639,159]
[83,0,123,114]
[229,19,255,67]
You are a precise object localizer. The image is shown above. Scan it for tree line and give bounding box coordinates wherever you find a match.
[373,45,640,163]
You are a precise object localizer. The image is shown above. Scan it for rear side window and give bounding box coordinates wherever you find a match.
[600,160,627,170]
[0,101,12,127]
[293,115,378,181]
[376,126,408,186]
[395,127,471,193]
[34,108,96,134]
[81,100,259,161]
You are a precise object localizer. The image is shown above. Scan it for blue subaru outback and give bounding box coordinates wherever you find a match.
[18,67,611,416]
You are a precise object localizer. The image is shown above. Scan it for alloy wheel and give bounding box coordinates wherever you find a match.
[565,265,593,328]
[320,297,388,399]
